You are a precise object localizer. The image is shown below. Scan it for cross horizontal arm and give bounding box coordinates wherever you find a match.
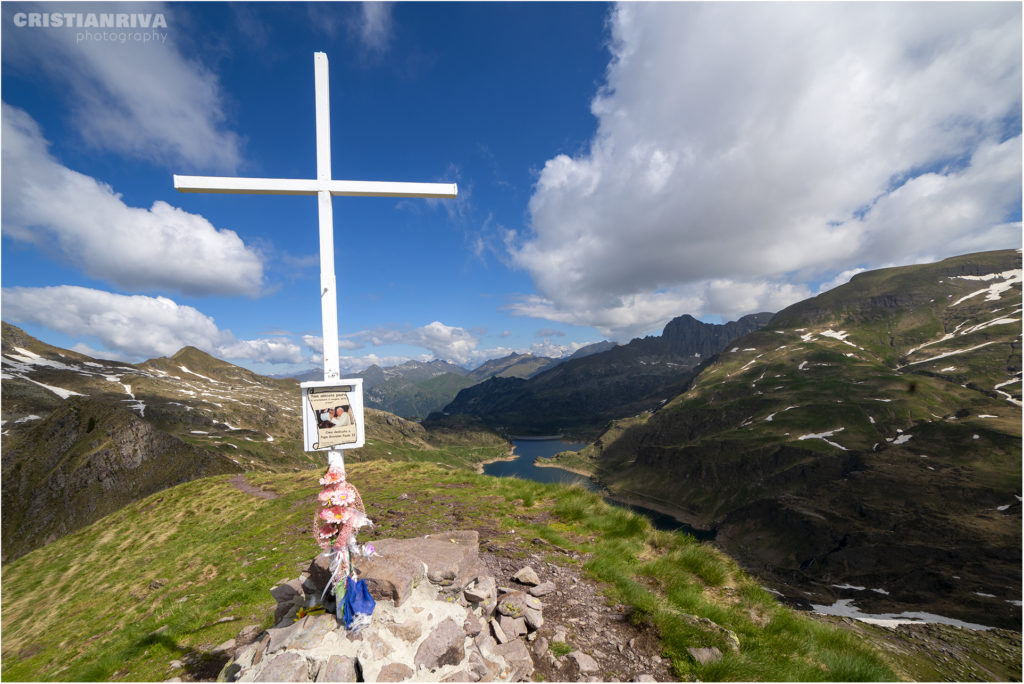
[173,175,457,199]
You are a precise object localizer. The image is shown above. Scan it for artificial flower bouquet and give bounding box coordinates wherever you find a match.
[313,462,376,629]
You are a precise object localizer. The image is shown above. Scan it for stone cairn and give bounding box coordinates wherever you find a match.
[219,531,554,682]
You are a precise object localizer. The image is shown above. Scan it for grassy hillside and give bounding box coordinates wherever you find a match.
[0,460,919,683]
[1,326,509,561]
[562,250,1021,629]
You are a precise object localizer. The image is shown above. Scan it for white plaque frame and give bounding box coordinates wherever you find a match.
[301,378,366,451]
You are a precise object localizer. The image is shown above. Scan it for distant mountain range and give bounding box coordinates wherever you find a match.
[561,248,1021,629]
[427,312,773,437]
[279,341,618,420]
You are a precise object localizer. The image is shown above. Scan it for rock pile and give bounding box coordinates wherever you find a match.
[220,531,551,682]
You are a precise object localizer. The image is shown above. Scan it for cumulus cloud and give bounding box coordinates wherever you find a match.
[2,285,302,364]
[362,321,481,366]
[1,104,265,296]
[513,2,1021,340]
[299,323,485,368]
[2,2,242,171]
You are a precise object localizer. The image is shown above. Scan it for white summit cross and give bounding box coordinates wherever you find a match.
[174,51,457,385]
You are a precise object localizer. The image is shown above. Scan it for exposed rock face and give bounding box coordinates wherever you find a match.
[1,397,240,562]
[225,530,543,682]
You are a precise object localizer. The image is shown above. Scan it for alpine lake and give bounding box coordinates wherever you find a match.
[483,438,715,541]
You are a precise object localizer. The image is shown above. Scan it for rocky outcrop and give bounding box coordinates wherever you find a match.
[1,397,240,563]
[221,531,552,682]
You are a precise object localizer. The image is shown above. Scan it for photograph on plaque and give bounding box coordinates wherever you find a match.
[305,385,360,449]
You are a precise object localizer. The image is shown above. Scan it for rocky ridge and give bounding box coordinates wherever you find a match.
[431,312,772,438]
[214,530,675,682]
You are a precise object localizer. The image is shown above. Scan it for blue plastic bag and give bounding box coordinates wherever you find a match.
[342,576,375,630]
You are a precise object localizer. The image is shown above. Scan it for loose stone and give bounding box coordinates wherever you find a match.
[568,651,601,675]
[314,654,357,682]
[377,662,415,682]
[512,566,541,586]
[688,646,723,666]
[528,581,556,597]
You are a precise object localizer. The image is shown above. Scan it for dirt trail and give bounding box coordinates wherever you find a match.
[230,474,279,500]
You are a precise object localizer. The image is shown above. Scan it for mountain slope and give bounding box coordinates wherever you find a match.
[360,360,474,419]
[468,352,556,380]
[432,312,773,437]
[576,249,1022,629]
[1,326,510,561]
[1,397,241,563]
[360,355,556,419]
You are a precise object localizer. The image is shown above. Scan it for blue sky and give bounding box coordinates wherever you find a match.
[2,2,1021,376]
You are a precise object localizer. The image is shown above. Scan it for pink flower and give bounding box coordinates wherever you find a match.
[318,485,341,503]
[319,465,346,486]
[319,506,344,523]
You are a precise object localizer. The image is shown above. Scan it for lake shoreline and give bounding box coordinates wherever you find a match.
[474,447,517,474]
[599,488,715,532]
[532,457,595,478]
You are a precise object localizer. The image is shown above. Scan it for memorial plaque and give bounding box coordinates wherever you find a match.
[301,379,365,451]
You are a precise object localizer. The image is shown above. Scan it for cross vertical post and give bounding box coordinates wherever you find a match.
[314,52,340,384]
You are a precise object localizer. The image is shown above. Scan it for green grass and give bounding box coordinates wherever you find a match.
[2,461,898,682]
[536,486,896,682]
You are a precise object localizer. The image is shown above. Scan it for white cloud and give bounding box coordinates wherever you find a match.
[359,2,394,54]
[217,338,305,365]
[1,104,265,296]
[513,2,1022,339]
[2,286,302,364]
[303,322,487,368]
[308,2,394,57]
[3,3,242,171]
[528,339,593,359]
[362,321,481,366]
